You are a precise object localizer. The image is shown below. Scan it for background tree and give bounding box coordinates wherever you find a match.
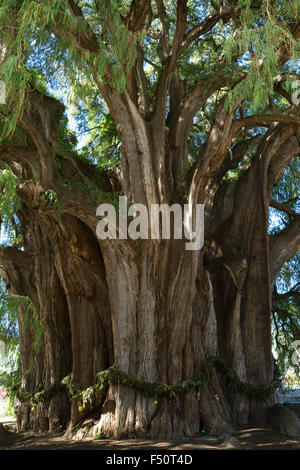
[270,158,300,376]
[0,0,299,438]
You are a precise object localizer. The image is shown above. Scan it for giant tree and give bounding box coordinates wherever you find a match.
[0,0,299,438]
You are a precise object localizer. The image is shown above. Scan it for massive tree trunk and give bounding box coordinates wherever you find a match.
[0,93,299,439]
[97,240,234,438]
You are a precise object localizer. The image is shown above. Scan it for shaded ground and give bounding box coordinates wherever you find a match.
[0,424,299,450]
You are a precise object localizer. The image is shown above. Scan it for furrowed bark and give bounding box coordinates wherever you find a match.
[0,212,73,431]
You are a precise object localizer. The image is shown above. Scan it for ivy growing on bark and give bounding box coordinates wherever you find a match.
[12,356,282,411]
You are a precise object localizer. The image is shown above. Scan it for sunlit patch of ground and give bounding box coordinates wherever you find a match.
[0,397,15,424]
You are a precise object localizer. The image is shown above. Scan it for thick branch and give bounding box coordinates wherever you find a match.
[267,134,299,191]
[212,134,264,183]
[273,285,300,302]
[152,1,188,123]
[231,113,300,132]
[181,5,234,54]
[274,82,293,105]
[277,21,300,66]
[66,0,99,52]
[155,0,170,58]
[168,78,228,184]
[269,217,300,286]
[270,200,299,219]
[125,0,152,32]
[18,90,65,185]
[170,0,188,63]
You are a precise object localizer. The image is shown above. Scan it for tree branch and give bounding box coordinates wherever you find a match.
[180,5,234,54]
[231,113,300,132]
[168,77,228,183]
[277,20,300,66]
[267,134,299,190]
[61,0,100,52]
[274,82,293,105]
[269,216,300,286]
[273,284,300,302]
[211,134,264,184]
[155,0,170,58]
[152,0,187,122]
[124,0,152,32]
[270,200,299,219]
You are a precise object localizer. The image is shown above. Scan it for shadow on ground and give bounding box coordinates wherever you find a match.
[0,424,299,450]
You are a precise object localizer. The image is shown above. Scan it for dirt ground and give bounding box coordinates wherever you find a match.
[0,424,299,450]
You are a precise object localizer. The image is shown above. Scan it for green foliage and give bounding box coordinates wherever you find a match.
[79,113,121,169]
[270,158,300,376]
[93,432,106,440]
[0,164,21,246]
[56,115,78,155]
[272,254,300,376]
[0,0,138,140]
[0,277,41,404]
[272,158,300,226]
[13,356,282,409]
[0,296,19,346]
[224,0,299,111]
[1,291,42,354]
[0,350,21,409]
[38,189,64,229]
[0,278,21,405]
[0,0,297,165]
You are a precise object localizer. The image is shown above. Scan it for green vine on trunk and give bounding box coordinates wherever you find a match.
[12,357,282,411]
